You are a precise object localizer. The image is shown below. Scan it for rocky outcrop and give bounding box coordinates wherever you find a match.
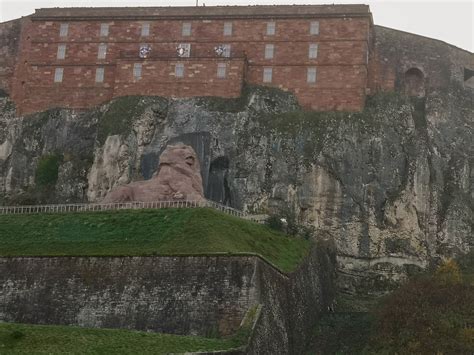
[0,27,473,294]
[102,144,204,203]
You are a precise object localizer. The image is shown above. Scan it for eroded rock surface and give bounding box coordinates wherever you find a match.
[102,144,204,203]
[0,84,472,294]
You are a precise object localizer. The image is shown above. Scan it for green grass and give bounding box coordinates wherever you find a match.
[0,208,309,272]
[0,323,244,354]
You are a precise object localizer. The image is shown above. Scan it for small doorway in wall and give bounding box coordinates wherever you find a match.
[404,68,425,97]
[464,68,474,89]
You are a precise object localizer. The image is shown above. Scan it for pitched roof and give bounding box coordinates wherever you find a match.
[31,4,372,21]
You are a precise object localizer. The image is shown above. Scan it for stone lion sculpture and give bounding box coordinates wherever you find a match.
[102,144,204,203]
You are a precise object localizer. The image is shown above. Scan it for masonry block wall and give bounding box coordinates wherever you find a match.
[0,19,21,95]
[0,244,337,355]
[0,255,258,337]
[5,5,373,114]
[368,26,474,95]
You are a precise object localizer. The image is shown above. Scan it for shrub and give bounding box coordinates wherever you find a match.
[265,215,285,232]
[10,330,24,340]
[366,259,474,354]
[35,154,62,187]
[436,258,462,285]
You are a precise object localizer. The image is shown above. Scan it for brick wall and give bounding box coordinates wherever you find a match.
[8,9,372,114]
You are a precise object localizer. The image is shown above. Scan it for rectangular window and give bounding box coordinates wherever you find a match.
[266,22,276,36]
[175,63,184,77]
[265,44,274,59]
[263,67,272,83]
[98,43,107,59]
[100,23,109,37]
[182,22,192,36]
[217,63,227,78]
[59,23,69,37]
[95,67,104,83]
[309,43,318,59]
[223,22,232,36]
[223,44,231,58]
[133,63,142,80]
[310,21,320,35]
[54,67,64,83]
[57,44,66,59]
[141,23,150,37]
[307,67,317,83]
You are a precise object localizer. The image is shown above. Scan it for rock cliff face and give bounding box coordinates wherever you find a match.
[0,34,473,295]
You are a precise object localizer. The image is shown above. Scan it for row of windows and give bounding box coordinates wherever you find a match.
[58,21,320,38]
[55,43,318,60]
[52,65,318,83]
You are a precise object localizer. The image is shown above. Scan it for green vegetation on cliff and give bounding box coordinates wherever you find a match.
[0,323,243,354]
[35,154,62,187]
[0,208,309,272]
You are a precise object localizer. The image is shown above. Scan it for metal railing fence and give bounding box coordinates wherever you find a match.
[0,199,255,220]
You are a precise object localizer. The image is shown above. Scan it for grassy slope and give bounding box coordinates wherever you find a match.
[0,208,309,272]
[0,323,243,354]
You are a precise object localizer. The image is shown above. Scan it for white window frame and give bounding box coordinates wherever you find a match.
[266,22,276,36]
[175,63,185,78]
[141,23,150,37]
[309,43,318,59]
[265,44,274,59]
[57,44,66,60]
[310,21,320,35]
[59,23,69,37]
[182,22,192,36]
[217,63,227,78]
[95,67,105,83]
[54,67,64,83]
[307,67,317,83]
[100,23,109,37]
[98,43,107,59]
[222,44,231,58]
[223,22,232,36]
[263,67,272,83]
[133,63,142,80]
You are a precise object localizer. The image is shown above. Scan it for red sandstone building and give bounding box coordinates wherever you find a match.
[2,5,472,115]
[2,5,373,114]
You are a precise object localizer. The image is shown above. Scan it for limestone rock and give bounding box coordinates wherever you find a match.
[102,144,204,203]
[0,84,472,295]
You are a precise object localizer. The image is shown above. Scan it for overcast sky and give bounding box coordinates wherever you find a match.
[1,0,472,52]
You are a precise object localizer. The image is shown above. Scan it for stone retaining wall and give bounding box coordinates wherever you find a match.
[0,241,336,354]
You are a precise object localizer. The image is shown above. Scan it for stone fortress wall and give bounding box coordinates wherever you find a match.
[0,19,21,95]
[0,243,337,354]
[368,26,474,96]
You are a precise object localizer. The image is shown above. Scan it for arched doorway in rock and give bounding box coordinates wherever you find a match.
[207,156,232,205]
[404,68,425,97]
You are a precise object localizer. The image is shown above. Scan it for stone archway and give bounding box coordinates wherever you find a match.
[404,68,425,97]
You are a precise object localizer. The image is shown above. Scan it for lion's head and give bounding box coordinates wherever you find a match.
[157,144,200,173]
